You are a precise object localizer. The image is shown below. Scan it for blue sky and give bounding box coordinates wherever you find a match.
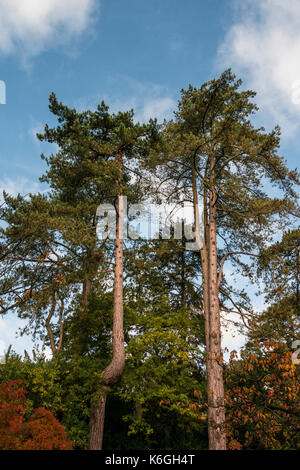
[0,0,299,357]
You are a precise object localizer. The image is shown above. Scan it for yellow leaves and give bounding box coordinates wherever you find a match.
[177,351,191,365]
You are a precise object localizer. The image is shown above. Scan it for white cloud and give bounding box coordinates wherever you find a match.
[0,176,42,202]
[0,0,99,58]
[0,337,5,357]
[141,97,175,122]
[28,122,44,143]
[222,312,247,361]
[0,314,36,358]
[218,0,300,137]
[75,78,176,123]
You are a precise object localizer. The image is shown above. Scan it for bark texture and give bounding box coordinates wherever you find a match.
[192,157,226,450]
[89,155,125,450]
[89,392,107,450]
[206,187,226,450]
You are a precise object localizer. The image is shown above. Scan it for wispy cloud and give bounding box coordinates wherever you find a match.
[74,77,176,123]
[0,0,99,59]
[169,35,185,53]
[218,0,300,137]
[0,176,42,200]
[28,121,44,144]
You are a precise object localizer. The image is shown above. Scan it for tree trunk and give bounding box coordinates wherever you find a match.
[206,161,226,450]
[89,391,107,450]
[192,156,226,450]
[192,160,211,357]
[82,277,92,306]
[89,155,125,450]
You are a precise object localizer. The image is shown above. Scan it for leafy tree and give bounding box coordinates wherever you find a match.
[1,75,299,451]
[146,69,299,449]
[0,94,159,449]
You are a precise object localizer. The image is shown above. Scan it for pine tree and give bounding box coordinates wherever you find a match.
[0,93,158,449]
[147,70,299,449]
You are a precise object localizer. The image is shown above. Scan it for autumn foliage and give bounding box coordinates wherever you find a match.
[0,380,73,450]
[225,341,300,450]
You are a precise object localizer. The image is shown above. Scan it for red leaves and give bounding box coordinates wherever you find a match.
[0,381,72,450]
[19,408,73,450]
[0,380,26,449]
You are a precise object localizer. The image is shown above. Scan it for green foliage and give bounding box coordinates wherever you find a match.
[0,71,299,450]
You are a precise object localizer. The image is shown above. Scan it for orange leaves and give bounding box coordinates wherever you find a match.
[37,252,49,263]
[19,408,73,450]
[228,439,242,450]
[55,274,66,284]
[0,381,73,450]
[229,350,238,360]
[225,343,300,449]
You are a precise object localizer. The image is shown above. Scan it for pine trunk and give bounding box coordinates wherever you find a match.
[89,156,125,450]
[193,156,226,450]
[206,161,226,450]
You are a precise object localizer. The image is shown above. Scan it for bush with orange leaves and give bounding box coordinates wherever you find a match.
[0,380,73,450]
[225,341,300,450]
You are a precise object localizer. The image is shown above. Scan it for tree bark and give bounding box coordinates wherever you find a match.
[206,158,226,450]
[89,155,125,450]
[192,156,226,450]
[82,277,92,306]
[89,391,107,450]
